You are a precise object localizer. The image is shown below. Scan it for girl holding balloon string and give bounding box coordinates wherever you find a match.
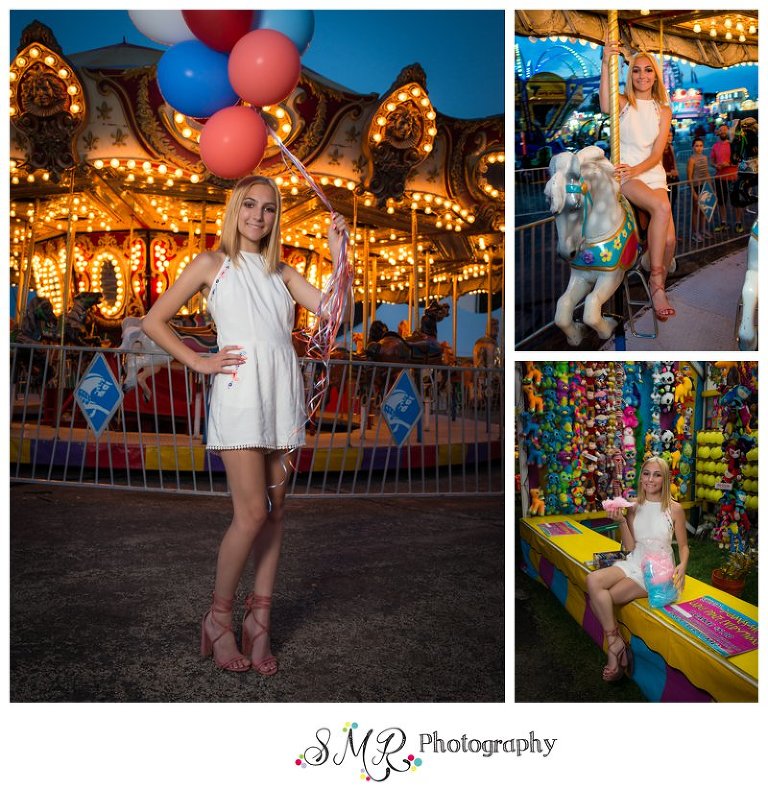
[143,176,349,674]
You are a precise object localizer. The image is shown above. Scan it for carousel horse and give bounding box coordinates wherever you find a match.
[119,317,173,400]
[11,296,58,344]
[738,219,758,351]
[468,318,501,408]
[545,145,649,346]
[10,296,59,386]
[120,314,223,400]
[366,301,450,365]
[60,291,103,346]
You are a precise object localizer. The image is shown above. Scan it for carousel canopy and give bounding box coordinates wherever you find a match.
[515,10,758,68]
[10,20,504,322]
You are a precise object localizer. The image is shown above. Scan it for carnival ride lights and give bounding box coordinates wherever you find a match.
[11,40,503,319]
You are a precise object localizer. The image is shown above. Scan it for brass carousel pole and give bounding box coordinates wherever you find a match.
[16,201,38,325]
[608,10,620,168]
[410,208,418,332]
[362,233,369,342]
[499,236,505,362]
[370,254,377,322]
[57,168,78,427]
[451,274,458,354]
[486,256,493,335]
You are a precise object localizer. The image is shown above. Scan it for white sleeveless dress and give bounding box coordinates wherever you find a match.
[205,251,306,452]
[619,98,667,190]
[613,500,675,590]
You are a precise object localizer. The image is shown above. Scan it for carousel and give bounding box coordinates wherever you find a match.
[9,17,504,494]
[9,19,504,348]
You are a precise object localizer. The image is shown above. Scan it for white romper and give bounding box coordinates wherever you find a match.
[613,500,675,590]
[619,98,668,191]
[206,251,306,452]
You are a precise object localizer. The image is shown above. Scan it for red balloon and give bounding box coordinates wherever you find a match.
[199,106,267,180]
[228,29,301,106]
[182,10,255,53]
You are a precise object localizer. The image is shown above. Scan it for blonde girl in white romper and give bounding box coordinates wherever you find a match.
[144,175,349,674]
[586,457,689,682]
[600,38,677,322]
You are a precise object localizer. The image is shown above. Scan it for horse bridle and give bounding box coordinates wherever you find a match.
[565,177,593,240]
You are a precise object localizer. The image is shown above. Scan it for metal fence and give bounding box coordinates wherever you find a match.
[515,172,756,347]
[10,343,503,498]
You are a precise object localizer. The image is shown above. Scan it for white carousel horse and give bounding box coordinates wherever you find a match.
[545,145,645,346]
[119,317,172,400]
[738,218,758,351]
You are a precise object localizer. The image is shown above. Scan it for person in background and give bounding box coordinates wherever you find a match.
[661,127,680,217]
[710,123,743,233]
[687,138,714,243]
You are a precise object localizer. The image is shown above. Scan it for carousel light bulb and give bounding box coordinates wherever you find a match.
[749,24,756,34]
[736,21,744,32]
[58,68,68,79]
[724,18,732,29]
[397,92,408,101]
[182,128,192,138]
[190,173,200,183]
[739,34,746,42]
[110,158,119,168]
[67,85,78,95]
[725,31,732,40]
[710,27,717,37]
[693,23,701,33]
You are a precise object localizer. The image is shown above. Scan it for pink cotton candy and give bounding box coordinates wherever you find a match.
[602,496,636,509]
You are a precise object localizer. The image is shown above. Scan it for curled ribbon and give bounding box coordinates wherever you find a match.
[260,119,354,494]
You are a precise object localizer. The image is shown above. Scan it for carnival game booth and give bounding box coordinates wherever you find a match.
[517,361,758,701]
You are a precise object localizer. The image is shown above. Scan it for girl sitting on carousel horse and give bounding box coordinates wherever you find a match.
[600,36,676,322]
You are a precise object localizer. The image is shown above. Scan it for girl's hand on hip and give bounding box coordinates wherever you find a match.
[196,345,247,375]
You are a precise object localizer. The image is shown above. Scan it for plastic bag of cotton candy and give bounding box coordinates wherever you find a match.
[642,546,679,608]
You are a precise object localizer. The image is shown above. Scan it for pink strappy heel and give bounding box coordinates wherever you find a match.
[242,593,278,676]
[200,593,251,672]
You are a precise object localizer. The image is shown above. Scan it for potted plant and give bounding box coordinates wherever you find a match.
[711,547,757,598]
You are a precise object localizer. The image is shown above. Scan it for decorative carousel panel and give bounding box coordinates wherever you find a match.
[10,33,86,181]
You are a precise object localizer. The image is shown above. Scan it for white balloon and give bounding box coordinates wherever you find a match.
[128,10,196,46]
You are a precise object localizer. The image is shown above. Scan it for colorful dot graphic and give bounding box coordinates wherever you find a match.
[294,754,307,768]
[342,721,359,732]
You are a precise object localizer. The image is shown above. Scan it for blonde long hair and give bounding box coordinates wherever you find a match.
[218,175,282,273]
[636,455,673,511]
[624,51,669,108]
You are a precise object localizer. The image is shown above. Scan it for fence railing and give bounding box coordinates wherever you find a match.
[10,344,504,497]
[515,172,756,347]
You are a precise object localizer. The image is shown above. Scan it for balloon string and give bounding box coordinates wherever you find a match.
[260,118,354,464]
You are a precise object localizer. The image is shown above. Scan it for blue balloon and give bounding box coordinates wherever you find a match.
[156,40,238,118]
[256,10,315,55]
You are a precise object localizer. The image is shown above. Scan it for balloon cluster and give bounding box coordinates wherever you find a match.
[129,10,315,179]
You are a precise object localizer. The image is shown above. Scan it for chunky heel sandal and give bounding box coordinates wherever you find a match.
[602,626,633,682]
[650,285,675,322]
[200,593,251,672]
[242,593,278,676]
